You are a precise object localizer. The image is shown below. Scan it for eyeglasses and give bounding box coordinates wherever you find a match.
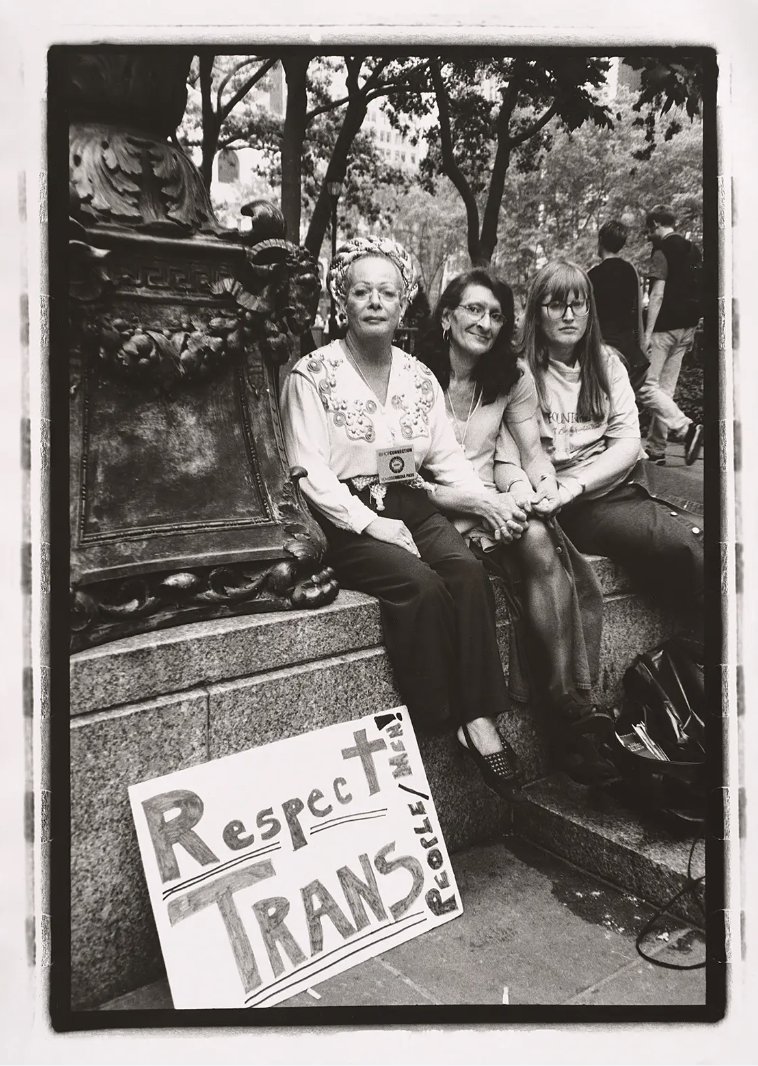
[456,302,505,326]
[348,284,402,303]
[541,298,590,320]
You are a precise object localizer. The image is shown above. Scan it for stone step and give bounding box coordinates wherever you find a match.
[69,554,634,716]
[67,556,690,1010]
[513,773,706,925]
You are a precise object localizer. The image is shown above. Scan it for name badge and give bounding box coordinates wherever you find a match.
[377,444,415,484]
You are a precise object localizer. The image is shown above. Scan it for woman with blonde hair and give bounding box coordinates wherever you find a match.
[281,237,527,796]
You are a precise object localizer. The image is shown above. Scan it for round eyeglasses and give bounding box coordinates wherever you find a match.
[456,302,505,326]
[541,298,590,320]
[348,284,402,303]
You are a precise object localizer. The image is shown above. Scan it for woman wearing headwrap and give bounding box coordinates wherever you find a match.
[281,237,525,796]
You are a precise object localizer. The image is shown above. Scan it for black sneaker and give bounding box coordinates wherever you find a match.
[684,422,704,465]
[646,453,666,465]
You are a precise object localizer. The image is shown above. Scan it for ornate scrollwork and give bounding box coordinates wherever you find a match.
[70,122,222,234]
[79,309,243,389]
[70,557,339,651]
[212,238,321,368]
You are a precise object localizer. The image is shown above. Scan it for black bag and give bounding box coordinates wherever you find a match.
[612,637,708,829]
[684,241,704,322]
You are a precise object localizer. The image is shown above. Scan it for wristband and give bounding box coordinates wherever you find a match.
[505,479,529,493]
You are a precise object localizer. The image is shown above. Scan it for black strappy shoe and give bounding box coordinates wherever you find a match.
[554,705,621,787]
[459,722,522,797]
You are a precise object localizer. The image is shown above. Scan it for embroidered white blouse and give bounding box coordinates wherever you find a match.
[281,340,486,533]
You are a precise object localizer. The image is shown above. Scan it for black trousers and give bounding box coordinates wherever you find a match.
[316,485,508,734]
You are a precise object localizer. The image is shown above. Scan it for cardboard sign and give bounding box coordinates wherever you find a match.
[128,709,461,1008]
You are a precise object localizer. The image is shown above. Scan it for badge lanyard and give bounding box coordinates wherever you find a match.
[445,383,481,450]
[343,340,414,512]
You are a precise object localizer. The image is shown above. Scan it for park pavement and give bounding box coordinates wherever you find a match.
[100,833,705,1012]
[98,444,707,1014]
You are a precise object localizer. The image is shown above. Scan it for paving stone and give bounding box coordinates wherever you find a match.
[96,837,703,1012]
[283,957,439,1008]
[98,977,174,1011]
[567,929,706,1005]
[514,774,706,924]
[70,590,383,715]
[70,692,209,1009]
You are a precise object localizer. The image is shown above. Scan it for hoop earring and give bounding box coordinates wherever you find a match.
[442,327,450,344]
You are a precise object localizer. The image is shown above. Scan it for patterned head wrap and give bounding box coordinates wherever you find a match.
[328,236,418,307]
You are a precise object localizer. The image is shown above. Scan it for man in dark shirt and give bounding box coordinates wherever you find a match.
[643,205,703,464]
[589,218,702,466]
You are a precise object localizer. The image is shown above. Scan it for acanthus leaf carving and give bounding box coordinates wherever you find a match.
[70,123,222,234]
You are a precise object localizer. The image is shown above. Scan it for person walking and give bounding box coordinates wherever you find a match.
[642,205,704,465]
[589,218,702,466]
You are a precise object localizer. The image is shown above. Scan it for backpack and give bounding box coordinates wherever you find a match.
[612,637,708,829]
[684,241,704,320]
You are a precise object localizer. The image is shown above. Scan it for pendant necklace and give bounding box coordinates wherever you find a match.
[445,380,480,449]
[343,336,391,404]
[342,337,393,513]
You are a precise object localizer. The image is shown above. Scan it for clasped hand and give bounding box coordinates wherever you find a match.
[530,478,562,517]
[479,492,528,542]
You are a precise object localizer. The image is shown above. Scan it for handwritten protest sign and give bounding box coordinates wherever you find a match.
[128,709,461,1008]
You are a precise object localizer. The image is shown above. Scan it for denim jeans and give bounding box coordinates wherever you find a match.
[645,326,697,457]
[557,461,704,612]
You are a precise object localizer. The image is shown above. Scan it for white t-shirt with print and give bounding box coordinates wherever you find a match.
[536,347,642,499]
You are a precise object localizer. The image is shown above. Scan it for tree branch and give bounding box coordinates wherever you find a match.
[509,100,559,147]
[430,60,482,262]
[304,58,430,122]
[216,56,263,110]
[218,57,279,123]
[361,58,390,92]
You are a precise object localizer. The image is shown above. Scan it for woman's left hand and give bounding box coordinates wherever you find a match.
[476,494,528,542]
[531,478,562,516]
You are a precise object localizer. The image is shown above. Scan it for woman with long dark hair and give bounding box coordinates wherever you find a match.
[515,259,703,614]
[281,238,529,797]
[420,269,615,786]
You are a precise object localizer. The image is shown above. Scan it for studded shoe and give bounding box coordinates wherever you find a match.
[459,721,522,797]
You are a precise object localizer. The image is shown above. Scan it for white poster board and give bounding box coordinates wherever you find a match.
[128,708,462,1008]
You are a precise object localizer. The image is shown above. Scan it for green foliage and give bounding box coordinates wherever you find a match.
[367,181,468,303]
[489,88,703,303]
[627,56,704,161]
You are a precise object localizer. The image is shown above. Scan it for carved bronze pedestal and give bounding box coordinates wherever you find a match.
[65,49,337,651]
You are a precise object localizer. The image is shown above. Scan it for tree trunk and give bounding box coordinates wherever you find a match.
[304,97,367,259]
[200,115,221,191]
[280,56,311,241]
[198,54,217,192]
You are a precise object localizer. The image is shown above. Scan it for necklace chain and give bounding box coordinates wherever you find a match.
[445,380,480,449]
[342,337,391,401]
